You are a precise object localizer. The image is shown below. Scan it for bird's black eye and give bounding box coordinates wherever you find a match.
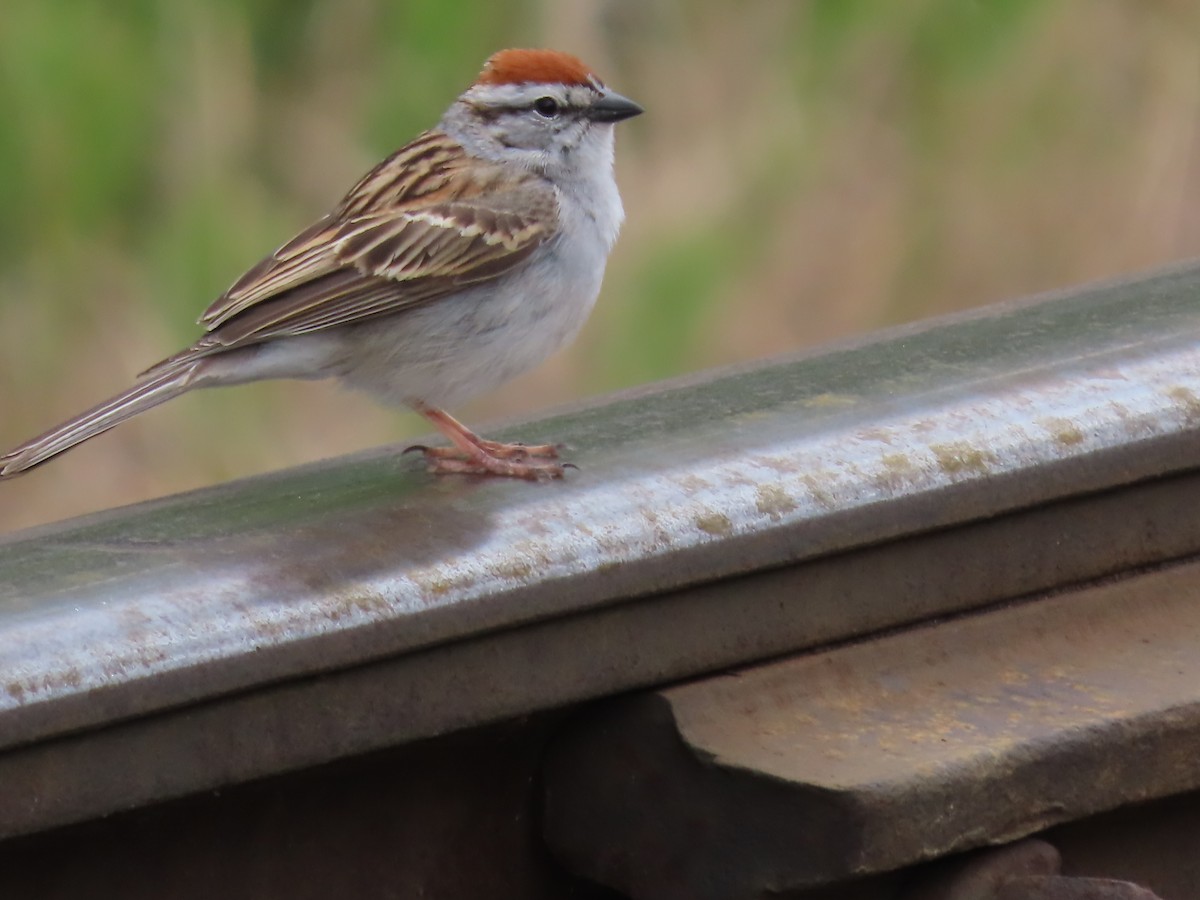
[533,96,560,118]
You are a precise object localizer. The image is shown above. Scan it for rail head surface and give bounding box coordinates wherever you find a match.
[3,260,1200,834]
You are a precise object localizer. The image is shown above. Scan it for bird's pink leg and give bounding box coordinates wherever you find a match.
[408,401,566,480]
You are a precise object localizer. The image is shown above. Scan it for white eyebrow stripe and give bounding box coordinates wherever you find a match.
[463,81,603,110]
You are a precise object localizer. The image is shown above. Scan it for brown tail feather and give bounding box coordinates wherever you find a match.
[0,365,199,479]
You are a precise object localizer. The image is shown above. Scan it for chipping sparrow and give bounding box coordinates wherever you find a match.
[0,49,641,482]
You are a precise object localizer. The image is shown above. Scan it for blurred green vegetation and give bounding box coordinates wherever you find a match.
[2,0,1200,530]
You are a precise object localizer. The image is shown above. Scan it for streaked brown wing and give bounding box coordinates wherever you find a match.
[193,201,553,352]
[189,130,557,351]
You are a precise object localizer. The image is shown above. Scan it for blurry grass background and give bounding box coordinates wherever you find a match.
[2,0,1200,532]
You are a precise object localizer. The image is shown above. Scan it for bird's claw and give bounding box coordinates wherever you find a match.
[420,452,568,481]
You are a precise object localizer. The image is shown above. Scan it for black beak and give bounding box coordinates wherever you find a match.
[588,90,644,123]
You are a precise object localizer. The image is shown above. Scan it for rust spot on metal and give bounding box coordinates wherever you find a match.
[754,486,796,521]
[874,453,922,493]
[1038,418,1085,447]
[858,427,897,445]
[801,474,837,509]
[492,559,535,581]
[1166,386,1200,425]
[676,475,713,493]
[329,592,391,621]
[1107,401,1157,440]
[931,442,996,475]
[694,512,733,537]
[421,578,457,597]
[753,454,802,475]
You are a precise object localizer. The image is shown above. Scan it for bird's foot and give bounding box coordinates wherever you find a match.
[406,401,571,480]
[405,442,570,480]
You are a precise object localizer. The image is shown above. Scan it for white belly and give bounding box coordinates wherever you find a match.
[333,228,608,410]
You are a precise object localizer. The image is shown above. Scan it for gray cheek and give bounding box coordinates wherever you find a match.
[494,123,524,150]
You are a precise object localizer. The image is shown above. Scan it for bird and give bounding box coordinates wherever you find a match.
[0,49,642,482]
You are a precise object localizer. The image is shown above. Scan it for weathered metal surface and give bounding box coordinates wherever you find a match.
[7,472,1200,842]
[4,261,1200,836]
[542,557,1200,899]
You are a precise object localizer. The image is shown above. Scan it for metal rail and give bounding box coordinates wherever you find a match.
[543,557,1200,898]
[4,260,1200,838]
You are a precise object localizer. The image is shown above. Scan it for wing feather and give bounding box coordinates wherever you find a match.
[188,131,558,357]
